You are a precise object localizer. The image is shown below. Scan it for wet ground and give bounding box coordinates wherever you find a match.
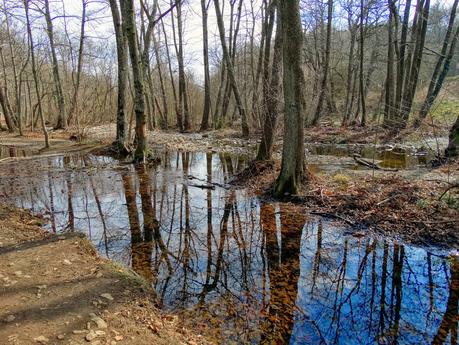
[0,145,457,344]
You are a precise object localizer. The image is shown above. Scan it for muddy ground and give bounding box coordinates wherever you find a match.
[0,205,208,345]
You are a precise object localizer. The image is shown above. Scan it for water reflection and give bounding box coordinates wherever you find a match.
[308,144,433,169]
[0,150,456,344]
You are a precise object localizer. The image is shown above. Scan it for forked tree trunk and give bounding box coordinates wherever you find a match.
[274,0,306,196]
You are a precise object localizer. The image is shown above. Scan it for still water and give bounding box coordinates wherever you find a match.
[0,150,456,344]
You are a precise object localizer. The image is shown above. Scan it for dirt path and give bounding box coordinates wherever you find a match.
[0,205,207,345]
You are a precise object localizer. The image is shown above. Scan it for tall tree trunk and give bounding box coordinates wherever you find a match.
[383,1,396,128]
[24,0,49,148]
[445,114,459,157]
[257,0,282,161]
[109,0,127,148]
[274,0,306,196]
[44,0,67,129]
[153,31,169,129]
[68,0,87,126]
[415,0,459,127]
[200,0,211,131]
[123,0,146,162]
[175,0,190,131]
[0,86,16,132]
[312,0,333,126]
[359,0,366,126]
[214,0,250,138]
[400,0,430,127]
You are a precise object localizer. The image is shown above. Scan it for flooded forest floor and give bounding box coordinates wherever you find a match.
[0,124,458,344]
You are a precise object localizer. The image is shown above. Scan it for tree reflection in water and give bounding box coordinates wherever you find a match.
[0,151,457,344]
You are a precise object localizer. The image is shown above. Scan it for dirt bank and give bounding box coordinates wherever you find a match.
[0,205,208,345]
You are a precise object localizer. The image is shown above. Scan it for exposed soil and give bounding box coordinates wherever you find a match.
[0,204,208,345]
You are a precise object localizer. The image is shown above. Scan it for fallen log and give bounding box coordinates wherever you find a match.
[352,154,398,172]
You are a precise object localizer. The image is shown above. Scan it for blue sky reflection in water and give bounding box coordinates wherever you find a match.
[0,150,457,344]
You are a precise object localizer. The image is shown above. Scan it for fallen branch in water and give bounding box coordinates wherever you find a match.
[352,154,398,172]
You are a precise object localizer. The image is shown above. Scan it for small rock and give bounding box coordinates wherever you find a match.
[56,334,65,340]
[4,315,15,323]
[95,331,106,336]
[89,313,107,329]
[33,335,49,344]
[85,330,97,341]
[72,330,87,334]
[100,293,113,301]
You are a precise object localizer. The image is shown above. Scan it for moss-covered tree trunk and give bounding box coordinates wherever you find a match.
[274,0,306,196]
[445,115,459,157]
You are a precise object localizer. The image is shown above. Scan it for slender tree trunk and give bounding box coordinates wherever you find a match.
[109,0,127,148]
[400,0,430,127]
[257,0,282,161]
[384,2,395,128]
[24,0,49,148]
[415,0,459,127]
[359,0,366,126]
[68,0,87,126]
[200,0,212,131]
[214,0,250,138]
[123,0,147,162]
[274,0,306,196]
[44,0,67,129]
[312,0,333,126]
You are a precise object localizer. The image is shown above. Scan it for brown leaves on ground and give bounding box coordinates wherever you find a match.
[242,159,458,249]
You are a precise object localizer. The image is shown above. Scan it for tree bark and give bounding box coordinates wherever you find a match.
[257,0,282,161]
[109,0,128,148]
[214,0,250,138]
[445,114,459,157]
[415,0,459,127]
[274,0,306,196]
[200,0,211,131]
[44,0,67,129]
[24,0,49,148]
[123,0,147,162]
[312,0,333,126]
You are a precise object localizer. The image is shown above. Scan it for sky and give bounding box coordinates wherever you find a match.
[58,0,455,81]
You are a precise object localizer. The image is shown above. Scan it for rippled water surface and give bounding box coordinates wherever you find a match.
[0,149,456,344]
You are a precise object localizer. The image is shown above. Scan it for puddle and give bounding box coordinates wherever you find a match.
[308,144,435,170]
[0,150,457,344]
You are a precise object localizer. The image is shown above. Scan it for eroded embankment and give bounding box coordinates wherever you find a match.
[0,205,208,345]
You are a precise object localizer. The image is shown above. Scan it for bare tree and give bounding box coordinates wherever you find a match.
[274,0,306,196]
[43,0,67,129]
